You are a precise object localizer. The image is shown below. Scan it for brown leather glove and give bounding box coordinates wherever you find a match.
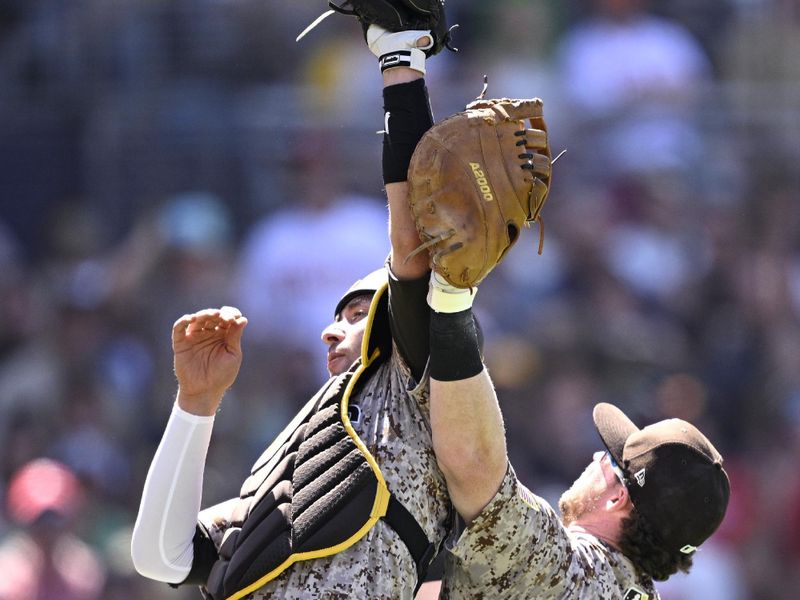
[407,98,552,288]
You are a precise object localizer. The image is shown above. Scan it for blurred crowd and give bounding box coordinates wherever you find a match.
[1,0,799,598]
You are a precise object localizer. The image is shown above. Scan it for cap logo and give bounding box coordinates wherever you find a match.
[679,544,698,554]
[623,587,649,600]
[634,468,646,487]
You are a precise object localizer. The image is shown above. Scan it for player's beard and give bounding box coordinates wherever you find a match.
[558,472,604,526]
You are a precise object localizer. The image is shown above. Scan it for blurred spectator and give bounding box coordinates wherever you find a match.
[602,174,714,304]
[721,0,800,84]
[233,138,389,384]
[51,376,132,502]
[0,221,58,434]
[0,459,106,600]
[554,0,712,175]
[151,190,236,314]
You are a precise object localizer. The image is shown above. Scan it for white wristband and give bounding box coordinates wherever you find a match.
[379,48,427,74]
[427,271,477,313]
[367,25,431,74]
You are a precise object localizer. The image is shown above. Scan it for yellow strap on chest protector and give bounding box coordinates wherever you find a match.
[225,282,391,600]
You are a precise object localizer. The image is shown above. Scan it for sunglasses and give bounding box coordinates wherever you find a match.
[605,450,628,487]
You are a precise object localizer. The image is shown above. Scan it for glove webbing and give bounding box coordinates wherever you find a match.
[513,129,546,255]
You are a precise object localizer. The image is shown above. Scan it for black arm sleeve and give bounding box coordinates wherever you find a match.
[388,269,430,382]
[170,523,219,588]
[382,79,434,184]
[382,80,433,381]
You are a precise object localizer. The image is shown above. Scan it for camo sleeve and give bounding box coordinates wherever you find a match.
[440,465,659,600]
[440,464,572,598]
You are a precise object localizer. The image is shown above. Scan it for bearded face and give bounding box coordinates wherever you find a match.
[559,451,622,525]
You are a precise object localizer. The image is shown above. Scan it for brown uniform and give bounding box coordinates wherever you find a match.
[441,466,660,600]
[199,337,450,599]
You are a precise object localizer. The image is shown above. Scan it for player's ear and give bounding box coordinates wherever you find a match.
[605,483,631,513]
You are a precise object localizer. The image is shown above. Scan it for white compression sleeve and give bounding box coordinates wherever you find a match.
[131,403,215,583]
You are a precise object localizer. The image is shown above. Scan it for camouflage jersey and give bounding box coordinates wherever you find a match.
[441,465,660,600]
[199,349,450,600]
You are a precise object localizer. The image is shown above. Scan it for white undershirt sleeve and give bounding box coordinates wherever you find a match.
[131,402,215,583]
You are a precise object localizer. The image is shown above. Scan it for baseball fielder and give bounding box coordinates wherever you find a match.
[423,244,731,598]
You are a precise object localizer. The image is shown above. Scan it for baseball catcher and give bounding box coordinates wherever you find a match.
[131,2,465,599]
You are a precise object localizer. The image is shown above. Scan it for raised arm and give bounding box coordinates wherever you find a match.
[367,28,437,379]
[131,307,246,582]
[415,96,552,521]
[427,282,508,523]
[375,37,513,522]
[382,64,430,281]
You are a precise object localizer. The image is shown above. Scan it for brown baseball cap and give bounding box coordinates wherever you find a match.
[593,402,730,555]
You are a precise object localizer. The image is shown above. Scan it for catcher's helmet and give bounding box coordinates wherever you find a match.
[334,268,392,363]
[334,268,388,318]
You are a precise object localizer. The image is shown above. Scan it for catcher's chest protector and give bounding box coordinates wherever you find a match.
[203,281,435,600]
[203,357,389,600]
